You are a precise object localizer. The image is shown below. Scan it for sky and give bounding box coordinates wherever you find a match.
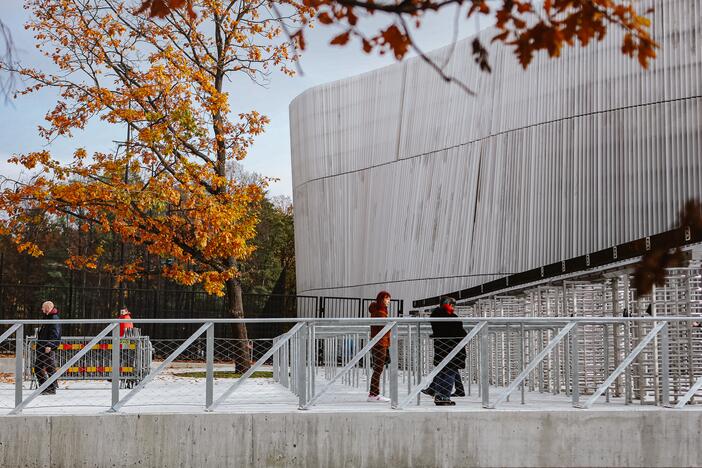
[0,1,484,198]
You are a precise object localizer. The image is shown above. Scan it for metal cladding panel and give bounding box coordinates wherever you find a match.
[290,0,702,308]
[293,146,483,295]
[290,65,405,187]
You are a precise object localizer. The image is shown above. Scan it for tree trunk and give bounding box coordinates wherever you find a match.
[227,277,250,372]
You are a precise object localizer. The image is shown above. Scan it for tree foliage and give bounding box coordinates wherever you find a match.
[0,0,308,295]
[240,195,295,295]
[0,0,310,369]
[633,201,702,296]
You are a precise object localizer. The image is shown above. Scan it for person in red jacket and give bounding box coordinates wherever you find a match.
[367,291,391,402]
[119,308,134,337]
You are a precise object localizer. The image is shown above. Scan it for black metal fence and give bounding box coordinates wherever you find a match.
[0,284,404,341]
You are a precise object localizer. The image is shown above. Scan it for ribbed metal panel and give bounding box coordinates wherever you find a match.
[290,0,702,306]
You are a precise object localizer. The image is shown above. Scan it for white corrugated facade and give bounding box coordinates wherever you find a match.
[290,0,702,307]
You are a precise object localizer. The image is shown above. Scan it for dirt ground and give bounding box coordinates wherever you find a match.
[0,373,14,384]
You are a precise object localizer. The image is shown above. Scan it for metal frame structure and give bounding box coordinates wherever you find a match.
[24,334,151,387]
[3,314,702,414]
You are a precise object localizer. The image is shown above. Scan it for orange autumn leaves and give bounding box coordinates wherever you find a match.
[0,0,310,296]
[313,0,657,71]
[491,0,658,69]
[148,0,657,74]
[137,0,197,19]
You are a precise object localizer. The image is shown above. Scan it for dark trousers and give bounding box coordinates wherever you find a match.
[35,350,57,390]
[369,345,388,396]
[435,368,460,399]
[429,370,464,394]
[454,373,465,395]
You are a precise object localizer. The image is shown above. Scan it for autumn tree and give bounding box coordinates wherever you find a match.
[0,0,310,371]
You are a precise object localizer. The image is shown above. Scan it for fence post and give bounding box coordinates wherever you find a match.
[660,322,670,406]
[111,322,120,408]
[15,324,23,408]
[307,322,315,400]
[389,322,399,408]
[206,322,214,409]
[520,322,525,404]
[415,322,422,406]
[603,324,610,403]
[297,323,308,409]
[624,320,632,404]
[571,323,580,406]
[480,324,490,408]
[280,338,289,388]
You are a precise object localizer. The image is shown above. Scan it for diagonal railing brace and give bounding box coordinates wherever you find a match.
[675,374,702,409]
[488,322,576,409]
[11,323,118,415]
[580,321,666,409]
[207,322,305,411]
[303,322,396,409]
[399,321,487,409]
[110,322,212,412]
[0,324,21,345]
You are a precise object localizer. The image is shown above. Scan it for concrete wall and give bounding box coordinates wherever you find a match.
[289,0,702,306]
[2,411,702,467]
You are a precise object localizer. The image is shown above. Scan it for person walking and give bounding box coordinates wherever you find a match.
[118,308,134,337]
[367,291,391,402]
[36,301,61,395]
[429,296,466,406]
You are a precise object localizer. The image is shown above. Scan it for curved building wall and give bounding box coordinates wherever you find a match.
[290,0,702,306]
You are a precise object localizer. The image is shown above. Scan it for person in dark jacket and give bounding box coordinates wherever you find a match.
[367,291,391,402]
[36,301,61,395]
[429,297,466,406]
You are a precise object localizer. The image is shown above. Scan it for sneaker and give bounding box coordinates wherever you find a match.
[451,391,465,398]
[434,396,456,406]
[421,387,435,397]
[41,388,56,395]
[367,394,390,402]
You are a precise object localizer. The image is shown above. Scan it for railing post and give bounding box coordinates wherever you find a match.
[415,322,422,406]
[624,320,632,404]
[389,322,399,408]
[480,324,490,408]
[15,324,23,408]
[660,322,670,406]
[307,322,315,400]
[298,323,308,409]
[571,323,580,407]
[280,338,289,388]
[603,324,610,403]
[111,322,120,409]
[206,322,214,409]
[520,322,525,404]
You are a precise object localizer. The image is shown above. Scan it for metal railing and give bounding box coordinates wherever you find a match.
[3,316,702,414]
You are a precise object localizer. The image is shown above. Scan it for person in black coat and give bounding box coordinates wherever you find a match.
[429,297,466,406]
[36,301,61,395]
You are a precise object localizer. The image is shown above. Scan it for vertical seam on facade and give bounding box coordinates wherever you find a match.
[395,63,408,162]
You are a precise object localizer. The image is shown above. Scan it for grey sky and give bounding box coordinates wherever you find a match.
[0,1,484,197]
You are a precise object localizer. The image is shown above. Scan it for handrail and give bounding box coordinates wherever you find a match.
[3,315,702,414]
[1,316,700,325]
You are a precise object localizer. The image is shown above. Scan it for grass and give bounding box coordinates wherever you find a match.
[173,371,273,379]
